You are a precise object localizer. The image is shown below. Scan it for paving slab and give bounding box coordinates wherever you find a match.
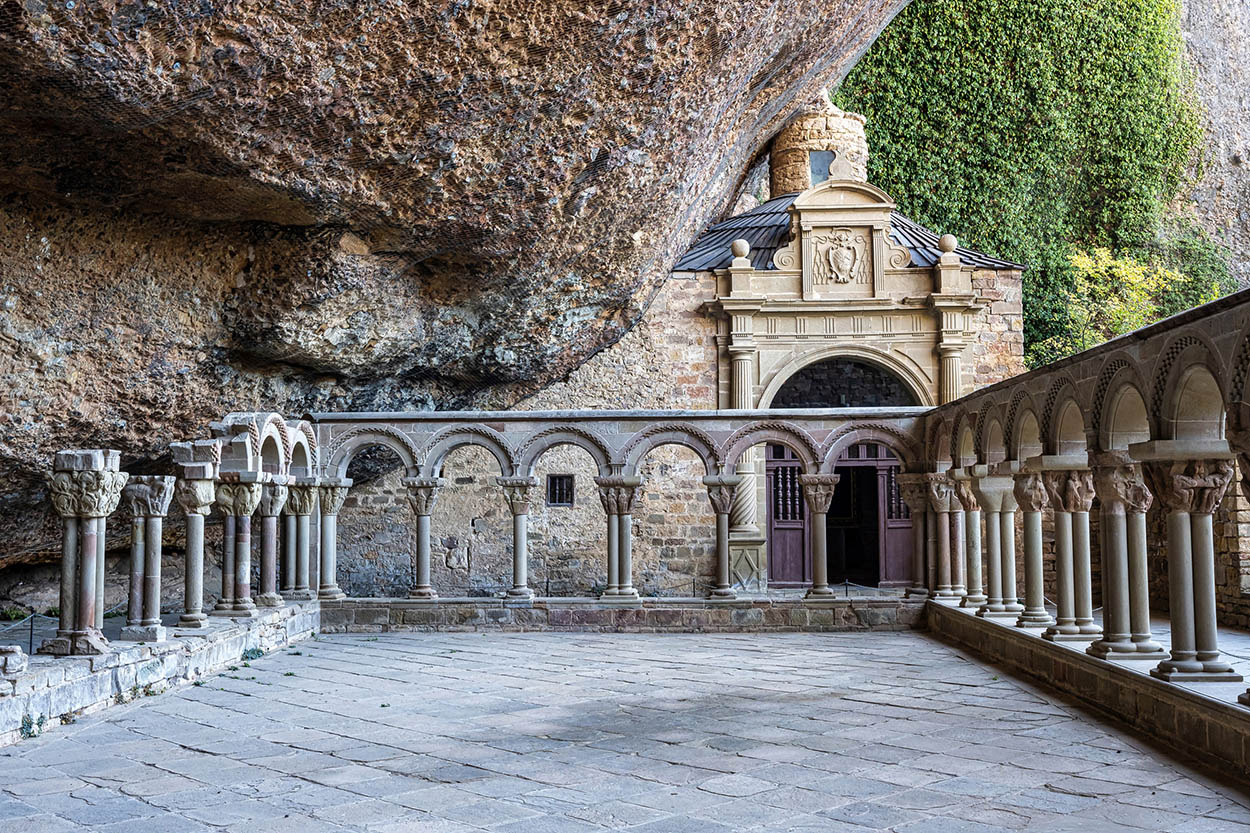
[1,631,1248,831]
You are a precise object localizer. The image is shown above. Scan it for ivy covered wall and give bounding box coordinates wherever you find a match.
[832,0,1233,365]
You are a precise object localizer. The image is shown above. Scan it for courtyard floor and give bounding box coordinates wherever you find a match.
[1,632,1249,833]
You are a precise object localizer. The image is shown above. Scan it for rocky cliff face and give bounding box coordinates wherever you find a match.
[0,0,908,563]
[1181,0,1250,285]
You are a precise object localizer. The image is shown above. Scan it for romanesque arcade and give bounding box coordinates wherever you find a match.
[26,287,1250,712]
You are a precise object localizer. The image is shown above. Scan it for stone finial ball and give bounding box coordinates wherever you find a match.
[938,233,958,253]
[731,239,750,258]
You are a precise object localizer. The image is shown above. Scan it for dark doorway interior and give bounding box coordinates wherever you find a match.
[827,466,879,586]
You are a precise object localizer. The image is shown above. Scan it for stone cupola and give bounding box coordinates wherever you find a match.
[769,95,869,194]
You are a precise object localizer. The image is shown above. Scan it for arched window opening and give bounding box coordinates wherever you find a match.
[773,358,919,408]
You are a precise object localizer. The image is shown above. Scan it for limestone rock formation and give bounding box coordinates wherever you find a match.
[0,0,907,563]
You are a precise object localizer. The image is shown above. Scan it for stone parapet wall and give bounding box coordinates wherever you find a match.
[320,597,924,634]
[0,603,318,746]
[967,268,1025,392]
[927,601,1250,782]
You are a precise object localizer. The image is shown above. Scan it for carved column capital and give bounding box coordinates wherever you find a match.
[49,469,130,519]
[1012,470,1047,513]
[216,481,263,517]
[123,475,176,518]
[401,476,443,516]
[283,481,320,516]
[594,476,643,515]
[175,478,216,517]
[798,473,839,514]
[702,474,743,516]
[923,474,954,513]
[952,478,978,512]
[1091,452,1152,515]
[496,476,538,516]
[1042,470,1095,513]
[258,480,290,518]
[1144,458,1234,515]
[897,474,929,515]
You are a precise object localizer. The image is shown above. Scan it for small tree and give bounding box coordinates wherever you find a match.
[1031,248,1220,364]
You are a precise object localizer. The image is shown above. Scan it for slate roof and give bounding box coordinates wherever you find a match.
[673,193,1027,272]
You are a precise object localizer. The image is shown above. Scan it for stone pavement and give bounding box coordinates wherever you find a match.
[1,632,1248,833]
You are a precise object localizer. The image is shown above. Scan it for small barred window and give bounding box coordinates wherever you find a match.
[546,474,574,507]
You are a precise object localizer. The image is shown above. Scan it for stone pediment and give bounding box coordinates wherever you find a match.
[792,179,896,211]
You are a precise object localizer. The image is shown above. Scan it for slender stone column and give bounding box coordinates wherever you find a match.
[1042,470,1096,640]
[317,478,352,601]
[256,478,289,607]
[948,485,967,598]
[898,475,929,597]
[926,475,958,599]
[118,476,175,641]
[282,479,319,600]
[41,450,127,656]
[971,471,1014,619]
[1013,470,1053,627]
[704,475,743,599]
[1144,458,1241,681]
[213,476,264,617]
[594,476,621,596]
[497,477,539,599]
[281,513,297,594]
[403,477,441,600]
[953,477,986,607]
[1089,454,1161,658]
[999,485,1023,614]
[171,440,220,628]
[799,474,839,598]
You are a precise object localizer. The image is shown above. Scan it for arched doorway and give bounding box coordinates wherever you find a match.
[765,357,917,589]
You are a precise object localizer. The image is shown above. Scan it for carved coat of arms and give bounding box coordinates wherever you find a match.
[812,228,867,285]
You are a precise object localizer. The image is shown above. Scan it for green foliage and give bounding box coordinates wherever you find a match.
[241,647,264,661]
[1031,248,1219,363]
[833,0,1227,364]
[0,606,27,621]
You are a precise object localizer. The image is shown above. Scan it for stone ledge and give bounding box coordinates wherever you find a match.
[925,600,1250,781]
[319,596,925,633]
[0,603,319,747]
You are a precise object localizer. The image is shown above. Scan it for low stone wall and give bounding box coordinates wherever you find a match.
[0,602,318,746]
[926,601,1250,781]
[320,596,925,633]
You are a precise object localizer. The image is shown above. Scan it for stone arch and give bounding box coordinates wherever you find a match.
[927,418,953,471]
[950,410,977,469]
[1151,335,1227,441]
[983,413,1007,465]
[286,420,318,478]
[1002,389,1042,461]
[720,420,820,472]
[973,401,998,461]
[819,423,920,473]
[619,423,718,476]
[421,425,516,477]
[517,426,613,476]
[757,344,934,408]
[326,426,421,478]
[214,411,288,475]
[1090,358,1152,452]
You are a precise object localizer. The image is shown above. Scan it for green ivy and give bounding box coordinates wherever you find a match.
[832,0,1230,365]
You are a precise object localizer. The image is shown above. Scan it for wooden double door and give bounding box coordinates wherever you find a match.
[765,442,913,589]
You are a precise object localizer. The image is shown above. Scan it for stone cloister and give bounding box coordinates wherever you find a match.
[9,281,1250,779]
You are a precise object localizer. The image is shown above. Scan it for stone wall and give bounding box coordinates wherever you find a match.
[336,272,721,598]
[967,268,1026,392]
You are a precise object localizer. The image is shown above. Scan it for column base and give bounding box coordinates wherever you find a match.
[805,586,836,599]
[210,605,238,618]
[1152,666,1243,683]
[39,630,111,656]
[256,593,285,608]
[120,624,167,642]
[977,605,1015,620]
[177,612,209,629]
[506,587,535,600]
[709,587,737,600]
[408,587,437,601]
[285,589,317,601]
[1043,628,1096,643]
[904,586,929,598]
[613,588,641,601]
[318,587,347,601]
[232,602,260,618]
[1086,640,1165,660]
[960,594,987,608]
[1015,610,1054,628]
